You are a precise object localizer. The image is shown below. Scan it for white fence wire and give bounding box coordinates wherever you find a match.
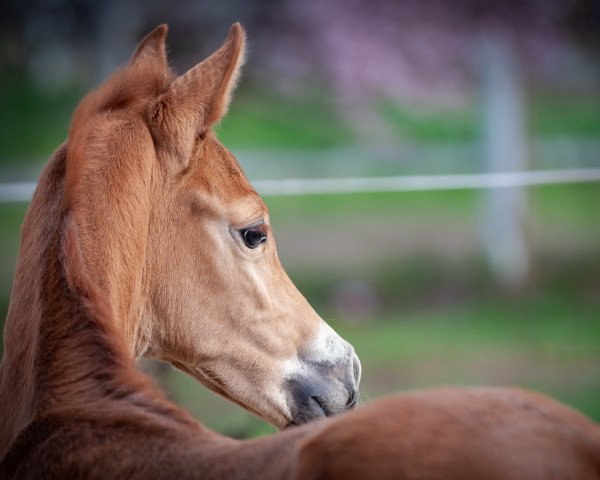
[1,168,600,203]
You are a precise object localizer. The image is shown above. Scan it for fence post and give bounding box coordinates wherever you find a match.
[480,35,531,290]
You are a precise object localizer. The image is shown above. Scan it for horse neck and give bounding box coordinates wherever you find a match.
[0,147,161,458]
[0,149,67,456]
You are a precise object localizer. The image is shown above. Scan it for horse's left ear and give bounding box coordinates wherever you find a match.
[167,23,246,130]
[130,24,168,71]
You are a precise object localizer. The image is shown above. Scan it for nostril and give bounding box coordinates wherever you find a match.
[352,353,362,386]
[346,389,357,409]
[310,396,330,416]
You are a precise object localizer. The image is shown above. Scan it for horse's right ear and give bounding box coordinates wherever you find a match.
[130,24,168,71]
[165,23,245,133]
[148,23,245,171]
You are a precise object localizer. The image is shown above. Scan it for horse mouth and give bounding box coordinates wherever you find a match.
[284,398,327,429]
[310,395,333,416]
[285,393,358,429]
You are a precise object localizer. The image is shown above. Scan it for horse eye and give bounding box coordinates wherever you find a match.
[241,226,267,249]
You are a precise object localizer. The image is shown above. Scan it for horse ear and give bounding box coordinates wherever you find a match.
[167,23,245,131]
[130,24,168,70]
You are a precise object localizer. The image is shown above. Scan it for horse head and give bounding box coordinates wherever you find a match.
[62,24,360,429]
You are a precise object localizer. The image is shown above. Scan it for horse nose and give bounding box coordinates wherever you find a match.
[285,377,358,427]
[285,352,361,427]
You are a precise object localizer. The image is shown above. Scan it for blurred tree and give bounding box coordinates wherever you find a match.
[254,0,597,138]
[1,0,596,98]
[0,0,99,86]
[564,0,600,54]
[0,0,267,87]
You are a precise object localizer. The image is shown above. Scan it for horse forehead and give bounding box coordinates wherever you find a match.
[192,137,260,203]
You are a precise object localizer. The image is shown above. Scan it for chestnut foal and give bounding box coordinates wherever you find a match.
[0,24,598,480]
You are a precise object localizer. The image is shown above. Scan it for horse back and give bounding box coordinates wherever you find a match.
[294,387,600,480]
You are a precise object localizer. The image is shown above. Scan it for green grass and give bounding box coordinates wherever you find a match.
[380,93,600,142]
[0,78,82,162]
[333,293,600,422]
[532,94,600,138]
[0,203,27,319]
[380,102,478,142]
[265,189,478,224]
[216,90,353,149]
[264,183,600,223]
[335,295,600,365]
[530,183,600,227]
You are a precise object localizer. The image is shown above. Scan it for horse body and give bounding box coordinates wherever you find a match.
[1,401,307,479]
[1,23,599,479]
[297,387,600,480]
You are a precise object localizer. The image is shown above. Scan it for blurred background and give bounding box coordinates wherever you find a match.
[1,0,599,437]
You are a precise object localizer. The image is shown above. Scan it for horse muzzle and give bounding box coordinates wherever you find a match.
[284,350,361,427]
